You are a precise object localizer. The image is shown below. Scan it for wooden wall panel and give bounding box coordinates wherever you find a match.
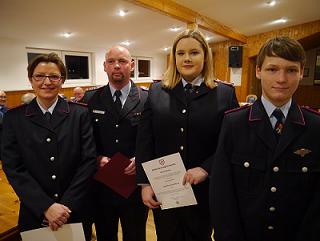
[5,82,152,109]
[211,20,320,106]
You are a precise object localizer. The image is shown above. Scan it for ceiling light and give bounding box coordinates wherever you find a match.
[163,47,170,51]
[121,41,131,46]
[119,9,128,17]
[272,18,287,24]
[205,36,212,41]
[266,0,276,6]
[169,27,181,32]
[62,32,72,38]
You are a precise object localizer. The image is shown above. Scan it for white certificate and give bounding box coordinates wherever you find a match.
[20,223,85,241]
[142,152,197,210]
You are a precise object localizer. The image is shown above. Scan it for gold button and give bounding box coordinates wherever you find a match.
[269,206,276,212]
[273,166,279,172]
[271,187,277,192]
[302,167,308,173]
[243,162,250,168]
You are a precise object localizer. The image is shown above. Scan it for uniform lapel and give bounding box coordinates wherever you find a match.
[192,82,210,100]
[171,81,187,105]
[51,97,70,129]
[274,102,305,159]
[121,81,140,119]
[248,99,277,151]
[25,98,52,130]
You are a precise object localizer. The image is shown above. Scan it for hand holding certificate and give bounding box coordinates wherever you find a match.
[142,152,197,210]
[94,152,136,198]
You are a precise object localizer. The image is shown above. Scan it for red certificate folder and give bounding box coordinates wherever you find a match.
[94,152,136,198]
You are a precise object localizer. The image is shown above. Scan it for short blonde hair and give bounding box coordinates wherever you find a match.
[162,29,216,89]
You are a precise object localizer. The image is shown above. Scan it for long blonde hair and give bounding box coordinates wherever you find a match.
[162,29,216,89]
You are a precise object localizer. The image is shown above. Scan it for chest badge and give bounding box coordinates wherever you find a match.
[92,109,105,115]
[294,148,311,157]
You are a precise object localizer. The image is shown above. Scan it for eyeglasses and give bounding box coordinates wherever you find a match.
[0,96,6,99]
[32,74,63,83]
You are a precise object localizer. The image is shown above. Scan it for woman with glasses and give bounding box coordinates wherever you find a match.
[135,29,239,241]
[1,53,96,240]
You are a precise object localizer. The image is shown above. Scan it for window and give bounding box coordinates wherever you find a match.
[131,57,152,82]
[62,51,92,84]
[26,48,93,85]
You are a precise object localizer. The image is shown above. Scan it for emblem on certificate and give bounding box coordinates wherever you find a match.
[294,148,311,157]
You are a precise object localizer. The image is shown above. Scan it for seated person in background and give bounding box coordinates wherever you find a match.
[72,87,85,102]
[0,90,8,117]
[246,94,258,104]
[21,92,36,104]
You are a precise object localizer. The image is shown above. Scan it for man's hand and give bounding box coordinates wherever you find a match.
[124,157,136,175]
[183,167,208,185]
[141,185,161,209]
[97,155,110,168]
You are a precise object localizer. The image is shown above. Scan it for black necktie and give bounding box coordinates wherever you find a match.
[114,90,122,113]
[184,83,197,101]
[272,108,284,139]
[44,111,51,124]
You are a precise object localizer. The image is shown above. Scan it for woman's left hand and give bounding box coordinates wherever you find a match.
[183,167,208,185]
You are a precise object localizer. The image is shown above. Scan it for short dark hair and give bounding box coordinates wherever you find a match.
[256,36,306,68]
[27,53,67,82]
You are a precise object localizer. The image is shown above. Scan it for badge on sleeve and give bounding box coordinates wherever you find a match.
[294,148,311,157]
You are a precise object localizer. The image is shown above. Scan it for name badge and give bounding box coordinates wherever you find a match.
[92,109,105,115]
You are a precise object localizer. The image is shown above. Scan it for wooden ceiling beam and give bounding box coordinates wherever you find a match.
[127,0,247,43]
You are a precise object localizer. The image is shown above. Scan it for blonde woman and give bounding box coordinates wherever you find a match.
[135,29,239,241]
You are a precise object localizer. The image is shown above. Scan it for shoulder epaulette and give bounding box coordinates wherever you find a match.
[7,104,24,111]
[85,86,103,92]
[225,104,250,115]
[139,86,149,91]
[301,106,320,116]
[214,79,234,87]
[68,101,88,107]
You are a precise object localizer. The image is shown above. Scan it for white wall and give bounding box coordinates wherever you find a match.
[0,37,167,91]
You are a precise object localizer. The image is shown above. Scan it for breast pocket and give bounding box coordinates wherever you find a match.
[285,147,320,172]
[129,112,142,126]
[231,153,267,195]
